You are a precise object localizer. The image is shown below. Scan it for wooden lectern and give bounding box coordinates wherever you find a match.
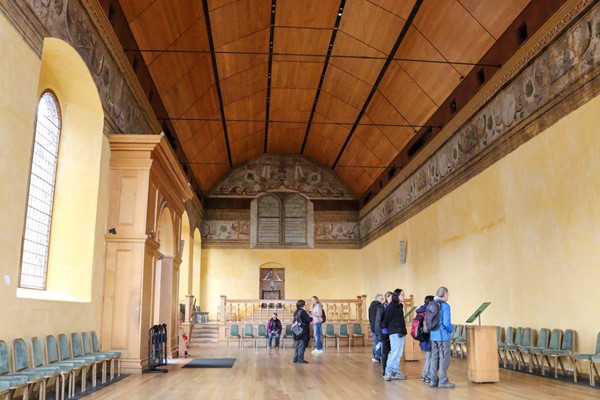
[466,325,499,382]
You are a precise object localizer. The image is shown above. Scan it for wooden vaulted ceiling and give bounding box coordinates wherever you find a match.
[117,0,532,197]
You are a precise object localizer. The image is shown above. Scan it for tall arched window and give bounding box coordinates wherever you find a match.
[19,91,61,289]
[257,195,281,244]
[284,195,307,244]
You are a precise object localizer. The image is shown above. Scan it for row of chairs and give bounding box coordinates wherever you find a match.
[227,323,366,349]
[0,331,120,400]
[497,326,600,386]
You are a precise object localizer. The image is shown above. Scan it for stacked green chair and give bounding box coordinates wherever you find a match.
[0,380,10,400]
[542,329,574,378]
[57,334,94,394]
[242,324,255,348]
[256,325,268,348]
[0,340,32,400]
[13,338,62,400]
[502,327,523,368]
[90,331,121,379]
[455,325,467,358]
[352,324,366,347]
[324,324,338,349]
[227,325,241,348]
[46,335,80,398]
[81,332,112,385]
[70,333,103,389]
[572,331,600,385]
[530,329,562,375]
[451,324,462,357]
[31,336,72,400]
[506,327,533,370]
[497,326,515,366]
[519,328,549,373]
[282,324,293,348]
[338,324,350,349]
[591,354,600,386]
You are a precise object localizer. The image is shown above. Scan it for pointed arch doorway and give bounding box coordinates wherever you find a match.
[259,262,285,302]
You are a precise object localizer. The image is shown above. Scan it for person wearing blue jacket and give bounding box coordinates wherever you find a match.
[429,287,455,389]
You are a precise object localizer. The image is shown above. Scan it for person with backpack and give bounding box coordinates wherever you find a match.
[413,295,434,382]
[427,287,454,388]
[292,300,312,364]
[311,296,324,354]
[369,294,384,363]
[382,289,408,381]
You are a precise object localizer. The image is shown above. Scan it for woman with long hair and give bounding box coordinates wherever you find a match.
[311,296,324,354]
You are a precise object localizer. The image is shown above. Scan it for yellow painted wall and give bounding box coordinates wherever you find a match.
[0,14,108,347]
[362,93,600,354]
[200,248,363,318]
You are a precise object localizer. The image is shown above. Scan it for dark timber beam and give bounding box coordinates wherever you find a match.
[264,0,277,153]
[300,0,346,154]
[332,0,423,169]
[202,0,233,168]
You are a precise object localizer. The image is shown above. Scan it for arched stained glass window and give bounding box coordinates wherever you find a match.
[20,91,61,289]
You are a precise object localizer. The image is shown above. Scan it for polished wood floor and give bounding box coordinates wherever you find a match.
[85,346,599,399]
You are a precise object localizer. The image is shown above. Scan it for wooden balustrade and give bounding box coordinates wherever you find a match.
[218,295,368,324]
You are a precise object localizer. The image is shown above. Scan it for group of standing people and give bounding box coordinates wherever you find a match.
[291,296,324,364]
[369,286,455,388]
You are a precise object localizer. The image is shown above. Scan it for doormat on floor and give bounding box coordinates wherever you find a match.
[44,374,129,399]
[182,358,236,368]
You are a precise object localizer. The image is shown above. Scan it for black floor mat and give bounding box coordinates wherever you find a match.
[182,358,236,368]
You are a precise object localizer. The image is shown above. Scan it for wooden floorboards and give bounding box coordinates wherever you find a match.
[85,346,599,399]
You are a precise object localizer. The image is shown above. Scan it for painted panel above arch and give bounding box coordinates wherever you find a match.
[208,154,356,200]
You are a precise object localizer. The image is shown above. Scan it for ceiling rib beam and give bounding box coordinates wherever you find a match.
[264,0,277,153]
[201,0,233,168]
[332,0,423,169]
[300,0,346,154]
[124,48,500,68]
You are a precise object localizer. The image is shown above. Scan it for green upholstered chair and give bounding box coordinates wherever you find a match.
[282,324,294,348]
[0,340,32,400]
[455,325,467,358]
[572,331,600,385]
[58,334,93,394]
[227,325,241,348]
[13,338,61,400]
[591,354,600,387]
[242,324,255,348]
[80,332,111,386]
[324,324,338,349]
[503,327,523,368]
[542,329,575,378]
[46,335,80,398]
[519,328,548,372]
[352,324,366,347]
[70,333,100,389]
[0,380,11,400]
[510,327,533,370]
[496,326,504,343]
[338,324,350,349]
[31,336,71,400]
[451,324,462,357]
[90,331,121,379]
[498,326,515,366]
[530,329,562,375]
[256,325,268,348]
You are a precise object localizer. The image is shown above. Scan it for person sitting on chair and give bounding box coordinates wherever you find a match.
[267,312,283,348]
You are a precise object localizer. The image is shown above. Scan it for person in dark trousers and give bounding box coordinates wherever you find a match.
[429,286,455,388]
[378,291,393,375]
[292,300,312,364]
[416,295,434,382]
[368,294,384,362]
[267,312,282,348]
[382,289,408,381]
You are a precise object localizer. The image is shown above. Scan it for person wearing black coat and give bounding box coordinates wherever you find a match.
[292,300,313,364]
[382,289,408,381]
[368,294,384,362]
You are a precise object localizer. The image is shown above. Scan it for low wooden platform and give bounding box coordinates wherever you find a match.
[84,346,598,399]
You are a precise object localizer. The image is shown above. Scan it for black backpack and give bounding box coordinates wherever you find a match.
[424,300,442,333]
[321,308,326,323]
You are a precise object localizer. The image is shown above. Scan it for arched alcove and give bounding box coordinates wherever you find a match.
[19,37,105,301]
[178,211,192,301]
[192,228,202,305]
[157,206,175,257]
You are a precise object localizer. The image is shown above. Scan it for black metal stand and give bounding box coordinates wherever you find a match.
[147,324,168,373]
